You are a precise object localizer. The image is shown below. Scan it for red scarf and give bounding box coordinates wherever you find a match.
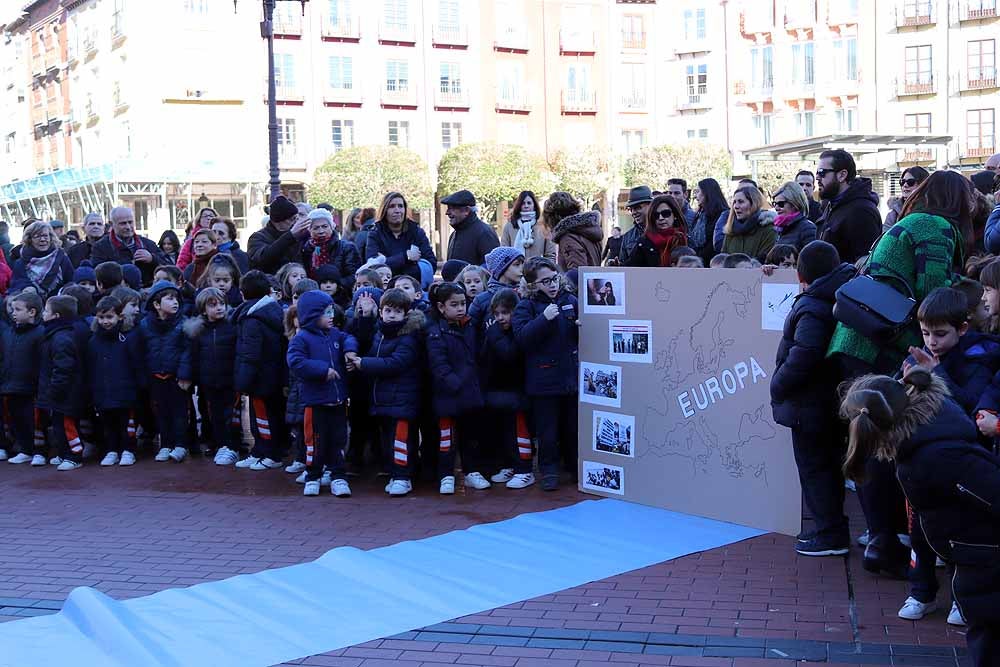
[189,248,218,286]
[644,225,687,267]
[308,238,334,274]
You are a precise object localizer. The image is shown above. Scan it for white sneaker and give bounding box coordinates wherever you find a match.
[296,471,308,484]
[250,457,282,470]
[169,447,187,462]
[320,470,332,487]
[898,596,938,620]
[464,472,491,490]
[235,456,260,469]
[154,448,172,462]
[31,454,47,466]
[213,447,238,466]
[947,601,967,626]
[8,453,32,465]
[387,479,412,496]
[100,452,119,467]
[57,460,83,471]
[490,468,514,484]
[119,451,136,466]
[440,476,455,495]
[49,456,63,466]
[506,473,536,489]
[303,481,320,496]
[0,449,7,461]
[285,460,306,473]
[331,479,351,497]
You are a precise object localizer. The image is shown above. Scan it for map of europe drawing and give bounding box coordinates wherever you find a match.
[640,279,775,483]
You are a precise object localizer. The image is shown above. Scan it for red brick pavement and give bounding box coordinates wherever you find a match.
[0,457,968,665]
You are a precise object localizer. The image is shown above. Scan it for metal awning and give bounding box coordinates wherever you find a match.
[742,134,953,162]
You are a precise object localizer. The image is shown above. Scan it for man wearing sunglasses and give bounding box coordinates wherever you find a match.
[815,149,881,264]
[614,185,653,266]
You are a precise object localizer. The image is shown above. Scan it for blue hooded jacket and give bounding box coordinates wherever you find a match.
[286,290,358,407]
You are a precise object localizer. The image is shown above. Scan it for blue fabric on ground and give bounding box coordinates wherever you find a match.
[0,499,763,667]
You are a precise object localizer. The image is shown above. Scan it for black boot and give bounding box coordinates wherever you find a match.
[863,534,909,578]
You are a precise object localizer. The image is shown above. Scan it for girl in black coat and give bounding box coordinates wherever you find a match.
[842,367,1000,667]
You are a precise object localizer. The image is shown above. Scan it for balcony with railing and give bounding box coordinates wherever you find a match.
[263,79,305,104]
[959,0,997,21]
[380,83,418,108]
[494,27,529,53]
[559,29,595,55]
[323,86,362,107]
[434,87,470,110]
[895,1,936,27]
[676,89,711,111]
[272,11,302,36]
[896,73,937,97]
[379,22,416,45]
[899,148,934,162]
[619,92,647,111]
[83,36,98,60]
[561,90,597,115]
[674,35,710,55]
[964,137,996,159]
[113,86,128,115]
[85,99,99,126]
[621,30,646,50]
[495,93,531,114]
[784,78,816,99]
[322,15,360,41]
[960,67,998,91]
[278,145,300,164]
[432,25,468,49]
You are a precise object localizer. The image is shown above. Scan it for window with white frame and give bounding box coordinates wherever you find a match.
[904,112,932,133]
[275,53,296,88]
[968,40,996,83]
[752,114,772,144]
[497,61,525,103]
[794,111,816,137]
[832,38,858,82]
[835,108,858,131]
[388,120,410,147]
[329,0,352,27]
[620,63,646,108]
[566,63,592,103]
[968,109,995,153]
[905,45,933,85]
[441,121,463,149]
[438,0,459,30]
[621,15,644,49]
[277,118,297,157]
[621,129,646,155]
[383,0,409,29]
[184,0,210,15]
[791,42,815,86]
[682,8,706,40]
[331,119,355,151]
[750,46,773,91]
[329,56,353,89]
[385,59,409,91]
[685,63,707,100]
[439,62,462,94]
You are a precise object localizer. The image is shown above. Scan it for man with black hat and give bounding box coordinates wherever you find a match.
[443,189,499,266]
[247,195,311,273]
[616,185,652,266]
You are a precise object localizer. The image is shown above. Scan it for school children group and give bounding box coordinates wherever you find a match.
[0,198,581,501]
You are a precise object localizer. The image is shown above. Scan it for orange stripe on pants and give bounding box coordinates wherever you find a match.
[516,412,532,460]
[439,417,453,453]
[394,420,409,466]
[65,416,82,454]
[303,407,315,466]
[252,398,271,439]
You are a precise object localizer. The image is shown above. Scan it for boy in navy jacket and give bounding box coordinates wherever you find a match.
[1,290,46,465]
[180,287,240,466]
[37,295,86,470]
[287,290,358,497]
[346,288,425,496]
[769,240,854,556]
[469,246,525,331]
[512,257,578,492]
[88,295,141,466]
[481,288,534,489]
[133,280,190,463]
[233,270,289,471]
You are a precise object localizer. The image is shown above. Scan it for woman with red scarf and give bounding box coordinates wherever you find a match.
[625,195,688,267]
[299,208,361,305]
[181,228,220,287]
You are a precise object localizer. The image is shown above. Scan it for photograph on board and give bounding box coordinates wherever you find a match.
[580,361,622,408]
[609,319,652,364]
[593,410,635,458]
[582,460,625,495]
[582,272,626,315]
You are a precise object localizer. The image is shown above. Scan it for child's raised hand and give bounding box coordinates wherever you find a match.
[907,346,938,370]
[358,294,376,316]
[326,368,340,381]
[543,304,560,321]
[977,411,999,436]
[761,264,777,277]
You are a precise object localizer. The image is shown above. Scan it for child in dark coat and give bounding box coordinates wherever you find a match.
[469,246,525,331]
[481,288,534,489]
[88,296,140,466]
[233,270,289,470]
[346,288,425,497]
[1,290,46,465]
[512,257,579,492]
[770,240,855,556]
[282,306,315,483]
[345,285,383,474]
[133,280,190,463]
[37,295,86,470]
[180,287,240,466]
[425,282,487,494]
[286,290,358,497]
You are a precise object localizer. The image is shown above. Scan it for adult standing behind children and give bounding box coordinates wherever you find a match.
[248,196,310,274]
[365,192,436,283]
[815,149,881,264]
[544,192,604,271]
[624,195,688,268]
[501,191,557,261]
[443,189,499,266]
[67,212,107,268]
[10,221,74,299]
[90,207,167,287]
[300,208,360,297]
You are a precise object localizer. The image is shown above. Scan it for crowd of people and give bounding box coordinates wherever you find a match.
[0,148,999,663]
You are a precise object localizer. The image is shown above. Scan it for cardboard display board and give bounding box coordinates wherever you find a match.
[578,268,802,536]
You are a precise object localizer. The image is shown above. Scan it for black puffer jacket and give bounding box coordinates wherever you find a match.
[818,178,882,264]
[247,222,302,274]
[480,320,525,411]
[232,295,286,396]
[300,236,361,297]
[770,262,855,429]
[447,213,500,266]
[0,321,44,395]
[36,318,85,416]
[360,310,425,420]
[179,316,237,390]
[894,383,1000,627]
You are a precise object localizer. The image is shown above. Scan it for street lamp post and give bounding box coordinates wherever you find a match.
[234,0,308,201]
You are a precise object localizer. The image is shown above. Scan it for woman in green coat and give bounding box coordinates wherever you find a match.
[721,186,776,262]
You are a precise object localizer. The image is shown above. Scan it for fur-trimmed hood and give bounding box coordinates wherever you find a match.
[90,316,134,335]
[399,308,425,336]
[887,372,949,447]
[182,314,232,339]
[551,211,603,244]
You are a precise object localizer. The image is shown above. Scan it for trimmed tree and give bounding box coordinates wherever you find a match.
[750,160,817,198]
[623,143,733,191]
[437,142,556,223]
[549,144,618,208]
[309,145,434,210]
